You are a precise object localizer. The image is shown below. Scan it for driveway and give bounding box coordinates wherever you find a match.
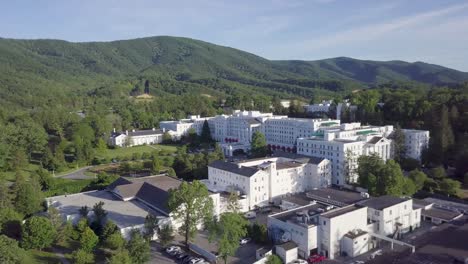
[56,166,94,180]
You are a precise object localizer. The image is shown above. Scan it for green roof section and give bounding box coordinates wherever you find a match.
[311,131,324,137]
[356,130,375,135]
[321,122,339,127]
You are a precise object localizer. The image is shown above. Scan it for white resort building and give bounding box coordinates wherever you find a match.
[205,154,331,210]
[108,128,164,147]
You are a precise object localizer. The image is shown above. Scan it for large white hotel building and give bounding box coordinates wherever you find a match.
[160,110,429,186]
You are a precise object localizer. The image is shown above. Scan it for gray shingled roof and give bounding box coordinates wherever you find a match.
[110,129,163,138]
[367,136,384,144]
[358,195,409,210]
[209,160,259,177]
[109,175,182,215]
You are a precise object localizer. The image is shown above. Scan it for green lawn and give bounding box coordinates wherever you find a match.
[27,249,70,264]
[3,163,41,181]
[99,144,177,160]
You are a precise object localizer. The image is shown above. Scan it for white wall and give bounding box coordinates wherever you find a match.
[318,206,368,259]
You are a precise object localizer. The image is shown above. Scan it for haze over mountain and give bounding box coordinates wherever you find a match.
[1,36,467,108]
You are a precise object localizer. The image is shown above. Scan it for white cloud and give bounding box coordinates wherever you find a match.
[296,2,468,50]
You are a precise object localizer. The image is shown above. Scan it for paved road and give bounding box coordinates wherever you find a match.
[150,243,176,264]
[56,166,94,180]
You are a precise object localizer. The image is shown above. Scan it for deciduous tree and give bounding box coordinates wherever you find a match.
[21,216,57,250]
[168,181,214,246]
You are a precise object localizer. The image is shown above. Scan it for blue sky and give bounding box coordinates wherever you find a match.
[1,0,468,71]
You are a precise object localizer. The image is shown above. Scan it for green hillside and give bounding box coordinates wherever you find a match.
[1,36,467,109]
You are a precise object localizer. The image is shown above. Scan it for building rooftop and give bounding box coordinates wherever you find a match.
[320,204,365,219]
[209,160,259,177]
[109,175,182,215]
[273,152,326,165]
[111,129,163,138]
[47,190,164,229]
[358,195,409,210]
[271,203,329,226]
[413,199,433,208]
[367,136,384,144]
[422,207,463,221]
[282,193,315,207]
[277,241,298,251]
[344,229,368,239]
[276,161,303,170]
[306,187,366,207]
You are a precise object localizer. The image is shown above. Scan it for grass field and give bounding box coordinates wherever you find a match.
[98,144,177,160]
[3,163,41,181]
[27,249,70,264]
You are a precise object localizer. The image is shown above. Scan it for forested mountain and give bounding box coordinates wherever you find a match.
[1,36,467,109]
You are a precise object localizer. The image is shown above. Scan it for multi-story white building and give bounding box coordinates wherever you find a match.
[160,110,340,156]
[303,100,355,120]
[159,115,210,140]
[206,155,331,210]
[401,129,430,161]
[108,128,164,147]
[264,118,340,152]
[359,196,421,237]
[297,123,394,185]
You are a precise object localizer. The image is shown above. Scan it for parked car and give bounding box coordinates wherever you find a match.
[239,237,251,245]
[166,246,181,254]
[189,258,204,264]
[244,211,256,219]
[183,256,196,264]
[307,254,326,263]
[169,248,183,256]
[176,252,188,260]
[291,259,308,264]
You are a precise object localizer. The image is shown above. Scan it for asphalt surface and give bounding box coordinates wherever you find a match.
[56,166,94,180]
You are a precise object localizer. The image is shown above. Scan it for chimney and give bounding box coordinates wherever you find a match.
[237,164,242,169]
[125,130,128,135]
[113,128,116,133]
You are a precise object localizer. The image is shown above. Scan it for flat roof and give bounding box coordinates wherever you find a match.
[422,207,463,221]
[276,161,303,170]
[344,229,368,239]
[47,190,164,229]
[320,204,365,219]
[358,195,409,210]
[306,187,366,207]
[272,203,328,226]
[282,193,315,207]
[413,199,433,208]
[209,160,259,177]
[277,241,297,251]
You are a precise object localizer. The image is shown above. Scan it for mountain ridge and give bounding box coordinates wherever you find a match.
[1,35,467,109]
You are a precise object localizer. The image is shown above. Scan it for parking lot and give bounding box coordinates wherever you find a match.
[149,230,263,264]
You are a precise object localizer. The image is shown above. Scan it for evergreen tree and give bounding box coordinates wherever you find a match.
[251,131,268,158]
[200,120,212,143]
[392,125,406,162]
[144,214,159,240]
[127,231,150,264]
[79,226,99,252]
[0,235,26,264]
[12,172,43,216]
